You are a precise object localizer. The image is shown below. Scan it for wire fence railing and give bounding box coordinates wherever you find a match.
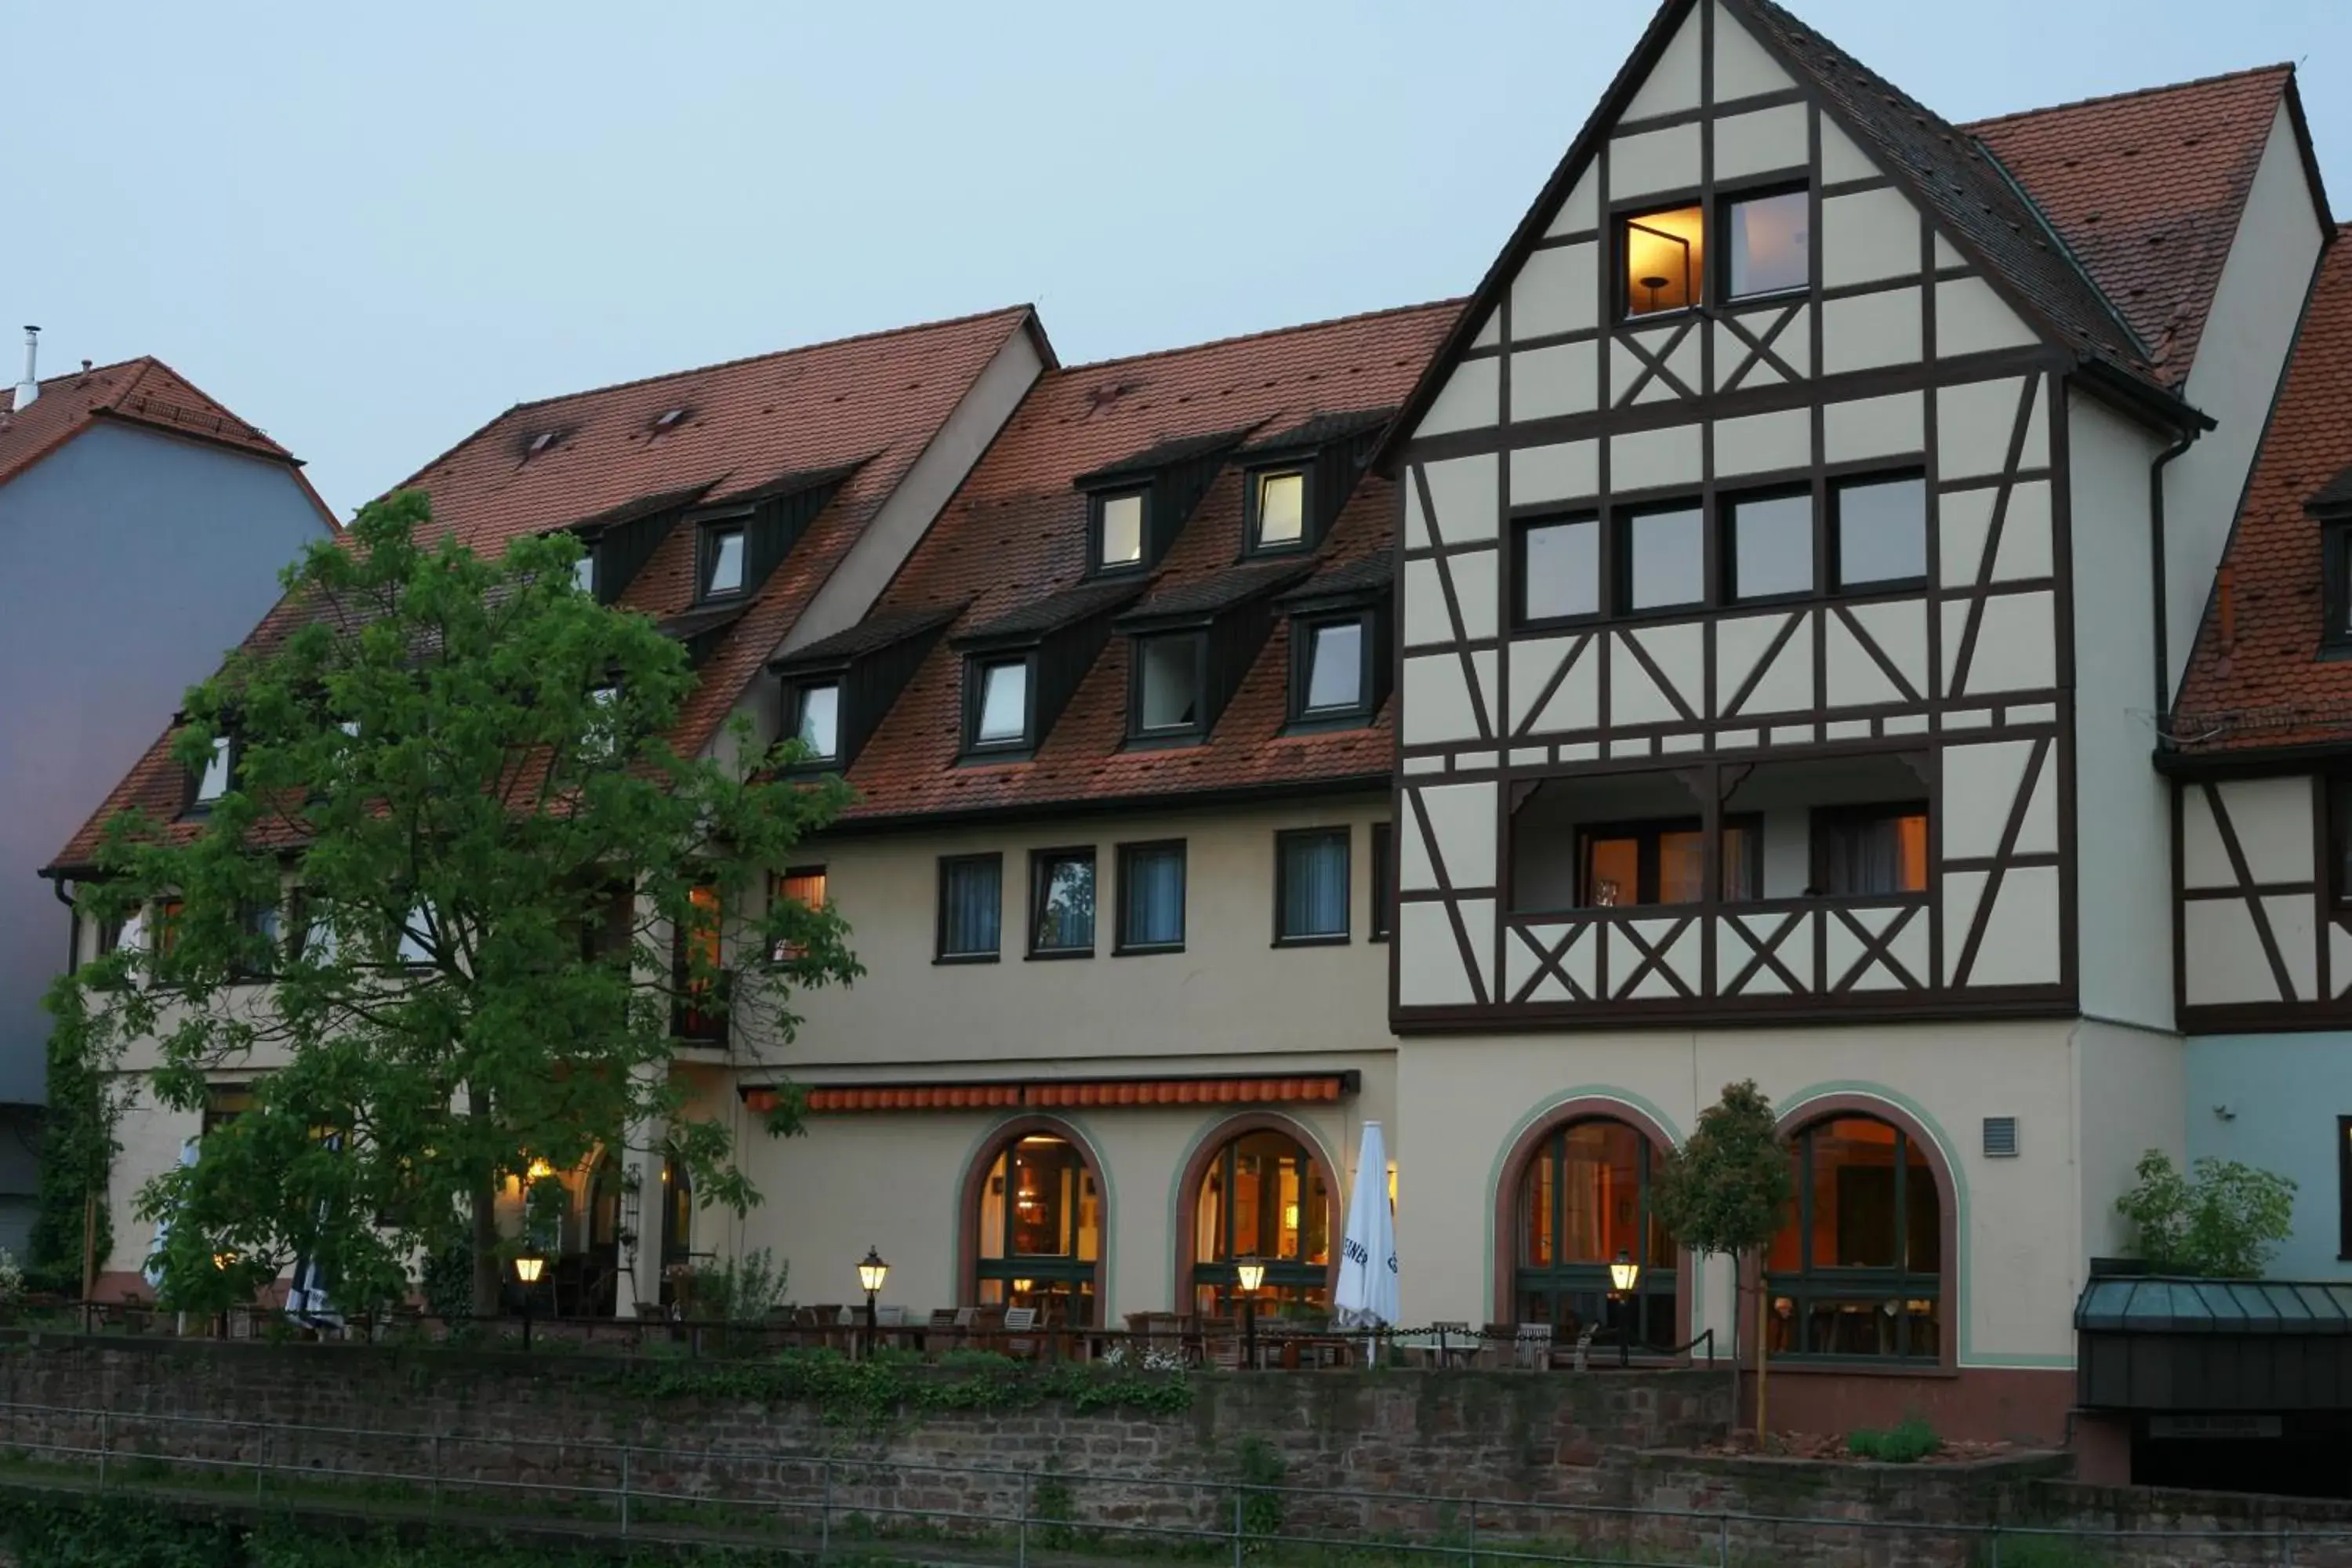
[0,1396,2339,1568]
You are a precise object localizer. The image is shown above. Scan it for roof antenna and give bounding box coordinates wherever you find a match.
[14,326,38,409]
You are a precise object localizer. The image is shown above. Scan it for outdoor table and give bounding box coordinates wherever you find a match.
[1392,1328,1480,1367]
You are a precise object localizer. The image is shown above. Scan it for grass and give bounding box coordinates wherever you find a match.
[1844,1417,1943,1464]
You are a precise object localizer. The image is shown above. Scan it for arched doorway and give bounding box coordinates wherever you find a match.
[1765,1109,1947,1362]
[968,1127,1102,1326]
[1186,1121,1335,1317]
[1504,1115,1679,1351]
[657,1153,694,1308]
[574,1153,622,1318]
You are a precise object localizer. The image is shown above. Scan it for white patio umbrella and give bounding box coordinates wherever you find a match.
[1332,1121,1399,1361]
[142,1138,200,1291]
[285,1133,343,1330]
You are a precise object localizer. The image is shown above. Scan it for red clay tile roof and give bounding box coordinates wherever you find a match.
[0,356,298,487]
[833,300,1461,824]
[49,307,1044,872]
[2171,230,2352,752]
[1970,66,2301,390]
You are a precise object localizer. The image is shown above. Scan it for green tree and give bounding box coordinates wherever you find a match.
[2116,1149,2296,1278]
[47,491,860,1316]
[1650,1079,1793,1439]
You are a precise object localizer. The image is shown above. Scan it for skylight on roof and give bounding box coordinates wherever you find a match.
[653,407,690,431]
[525,430,562,457]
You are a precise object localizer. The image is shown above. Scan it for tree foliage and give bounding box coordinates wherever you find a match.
[1650,1079,1792,1265]
[2116,1149,2296,1279]
[47,491,860,1314]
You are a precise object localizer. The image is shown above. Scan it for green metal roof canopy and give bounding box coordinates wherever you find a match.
[2076,1277,2352,1411]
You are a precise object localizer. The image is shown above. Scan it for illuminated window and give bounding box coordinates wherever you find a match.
[974,1134,1101,1325]
[1724,187,1810,299]
[1097,492,1145,569]
[1577,818,1760,907]
[1766,1116,1942,1361]
[1191,1129,1332,1316]
[1515,1119,1677,1349]
[1621,204,1704,316]
[673,884,725,1040]
[1253,472,1306,549]
[768,866,826,964]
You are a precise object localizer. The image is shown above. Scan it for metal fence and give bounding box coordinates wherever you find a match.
[0,1397,2340,1567]
[38,1298,1718,1371]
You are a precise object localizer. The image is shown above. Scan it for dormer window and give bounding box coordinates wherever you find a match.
[572,551,597,595]
[702,524,746,598]
[1621,204,1704,317]
[1096,492,1146,572]
[1276,557,1392,732]
[1250,470,1308,552]
[1134,633,1205,739]
[795,682,840,760]
[191,736,232,809]
[970,657,1032,751]
[1299,618,1368,717]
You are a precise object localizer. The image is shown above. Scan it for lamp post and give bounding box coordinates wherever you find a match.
[1234,1258,1266,1371]
[514,1252,546,1352]
[1607,1249,1642,1369]
[857,1246,888,1361]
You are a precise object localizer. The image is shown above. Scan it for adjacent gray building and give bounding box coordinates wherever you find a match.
[0,338,332,1250]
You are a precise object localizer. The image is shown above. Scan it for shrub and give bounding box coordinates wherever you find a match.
[2115,1150,2296,1278]
[1846,1417,1941,1464]
[688,1247,790,1323]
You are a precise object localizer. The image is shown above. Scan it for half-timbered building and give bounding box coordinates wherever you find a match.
[1377,0,2326,1438]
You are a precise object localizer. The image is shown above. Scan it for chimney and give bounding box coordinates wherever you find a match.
[13,326,38,409]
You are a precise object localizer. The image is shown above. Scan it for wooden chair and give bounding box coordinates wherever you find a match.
[1002,1306,1041,1359]
[1426,1319,1472,1368]
[1477,1323,1515,1369]
[1201,1315,1242,1370]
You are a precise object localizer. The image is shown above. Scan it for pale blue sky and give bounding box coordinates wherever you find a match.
[12,1,2347,518]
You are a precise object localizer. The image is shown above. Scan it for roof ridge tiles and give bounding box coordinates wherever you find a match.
[503,303,1040,418]
[1062,296,1465,376]
[1960,61,2292,132]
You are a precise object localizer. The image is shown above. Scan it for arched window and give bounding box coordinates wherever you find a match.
[975,1133,1101,1327]
[1514,1119,1676,1350]
[1191,1128,1332,1316]
[1766,1115,1942,1361]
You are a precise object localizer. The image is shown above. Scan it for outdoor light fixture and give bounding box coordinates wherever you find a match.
[526,1158,554,1181]
[856,1245,888,1361]
[1608,1250,1641,1296]
[514,1252,546,1350]
[1234,1257,1267,1371]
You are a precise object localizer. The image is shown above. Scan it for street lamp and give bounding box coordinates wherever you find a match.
[514,1252,546,1352]
[1607,1249,1642,1368]
[857,1246,888,1360]
[1235,1258,1266,1371]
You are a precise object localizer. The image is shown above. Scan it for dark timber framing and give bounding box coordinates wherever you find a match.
[1381,0,2104,1032]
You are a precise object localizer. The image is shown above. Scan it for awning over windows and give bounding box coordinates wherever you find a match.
[2076,1276,2352,1412]
[740,1072,1358,1116]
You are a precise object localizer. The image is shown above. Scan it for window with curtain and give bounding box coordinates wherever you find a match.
[673,884,725,1040]
[1116,841,1185,952]
[1276,829,1350,943]
[1576,817,1760,907]
[1030,849,1095,956]
[768,866,826,963]
[1814,804,1929,895]
[1723,187,1809,299]
[938,854,1003,960]
[1514,1119,1677,1351]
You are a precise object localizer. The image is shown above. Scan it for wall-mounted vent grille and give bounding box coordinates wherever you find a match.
[1983,1116,2019,1158]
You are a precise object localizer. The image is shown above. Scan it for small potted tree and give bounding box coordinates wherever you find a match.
[1651,1080,1793,1443]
